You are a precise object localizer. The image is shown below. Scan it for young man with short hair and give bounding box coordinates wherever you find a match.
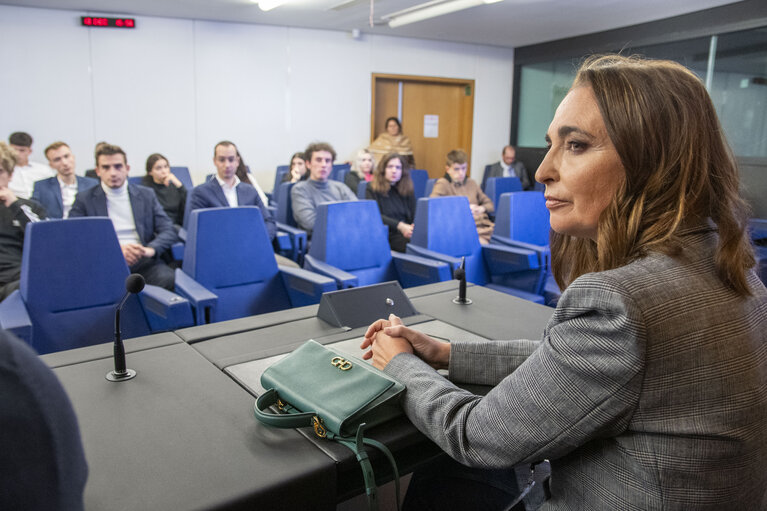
[33,142,98,219]
[431,149,495,244]
[7,132,55,199]
[69,144,177,291]
[290,142,357,234]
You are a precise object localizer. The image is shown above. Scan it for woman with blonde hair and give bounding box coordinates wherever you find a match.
[344,148,375,195]
[362,55,767,510]
[366,153,415,252]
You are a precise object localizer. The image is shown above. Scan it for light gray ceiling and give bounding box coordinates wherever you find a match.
[0,0,743,48]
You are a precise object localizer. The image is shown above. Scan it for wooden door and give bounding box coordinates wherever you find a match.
[372,74,475,179]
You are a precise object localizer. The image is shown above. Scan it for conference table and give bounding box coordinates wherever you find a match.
[42,281,553,510]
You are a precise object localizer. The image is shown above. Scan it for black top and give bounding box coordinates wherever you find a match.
[344,172,362,196]
[0,198,47,286]
[0,330,88,510]
[141,176,187,227]
[366,184,415,252]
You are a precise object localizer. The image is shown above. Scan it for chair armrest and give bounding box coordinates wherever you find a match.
[278,265,336,307]
[174,269,218,325]
[274,231,292,252]
[391,251,452,287]
[303,254,358,288]
[177,227,187,242]
[405,244,462,271]
[139,284,195,331]
[171,241,185,261]
[490,235,548,254]
[276,221,308,263]
[481,243,540,274]
[0,290,32,344]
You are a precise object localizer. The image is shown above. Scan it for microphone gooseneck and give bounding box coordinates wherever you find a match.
[452,257,472,305]
[106,274,146,382]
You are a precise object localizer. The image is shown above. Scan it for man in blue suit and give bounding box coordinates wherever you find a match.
[33,142,98,219]
[188,140,276,240]
[69,144,177,290]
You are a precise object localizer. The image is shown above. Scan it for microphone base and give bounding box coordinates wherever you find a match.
[106,368,137,382]
[452,297,472,305]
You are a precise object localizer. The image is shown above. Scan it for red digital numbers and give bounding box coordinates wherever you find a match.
[80,16,136,29]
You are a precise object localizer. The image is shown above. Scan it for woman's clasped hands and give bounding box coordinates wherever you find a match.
[361,314,451,370]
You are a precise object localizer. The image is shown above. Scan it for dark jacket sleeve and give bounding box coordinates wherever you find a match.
[145,193,178,254]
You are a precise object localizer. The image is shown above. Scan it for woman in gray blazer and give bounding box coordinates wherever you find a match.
[362,55,767,510]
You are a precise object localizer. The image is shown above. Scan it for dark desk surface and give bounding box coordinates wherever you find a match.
[42,281,553,510]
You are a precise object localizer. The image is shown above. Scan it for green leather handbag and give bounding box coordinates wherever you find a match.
[254,340,405,511]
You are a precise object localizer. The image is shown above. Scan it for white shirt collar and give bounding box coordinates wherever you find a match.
[215,174,240,191]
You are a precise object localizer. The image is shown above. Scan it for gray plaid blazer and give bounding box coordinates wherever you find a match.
[385,225,767,510]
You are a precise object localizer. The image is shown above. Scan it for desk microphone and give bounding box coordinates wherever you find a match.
[452,257,472,305]
[106,274,145,382]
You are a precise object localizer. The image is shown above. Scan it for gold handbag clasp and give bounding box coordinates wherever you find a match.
[312,416,327,438]
[331,356,353,371]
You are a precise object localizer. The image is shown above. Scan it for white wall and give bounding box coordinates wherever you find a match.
[0,5,514,189]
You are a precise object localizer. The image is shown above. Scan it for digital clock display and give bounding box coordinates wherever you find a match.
[81,16,136,28]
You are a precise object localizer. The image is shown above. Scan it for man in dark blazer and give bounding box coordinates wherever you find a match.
[481,145,531,191]
[188,140,276,240]
[69,144,177,290]
[33,141,98,219]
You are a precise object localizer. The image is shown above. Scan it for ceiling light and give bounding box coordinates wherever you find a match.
[257,0,288,12]
[387,0,503,28]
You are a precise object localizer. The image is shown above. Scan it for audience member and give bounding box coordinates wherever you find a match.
[234,149,270,206]
[0,329,88,510]
[363,54,767,511]
[481,145,530,190]
[431,149,494,244]
[291,142,357,234]
[369,117,414,166]
[365,153,415,252]
[7,132,54,199]
[70,144,177,291]
[33,142,98,219]
[282,152,308,184]
[0,142,46,302]
[189,141,276,240]
[84,141,108,179]
[141,153,187,228]
[344,148,375,194]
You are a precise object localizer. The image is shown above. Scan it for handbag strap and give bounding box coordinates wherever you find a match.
[329,423,401,511]
[254,392,401,511]
[255,388,318,429]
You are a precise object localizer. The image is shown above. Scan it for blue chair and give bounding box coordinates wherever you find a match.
[330,163,351,182]
[411,169,429,199]
[357,180,368,200]
[175,207,334,325]
[484,177,523,216]
[303,200,451,289]
[424,178,437,197]
[170,166,194,191]
[273,181,309,262]
[749,218,767,286]
[406,196,546,304]
[491,191,560,305]
[270,165,290,202]
[0,218,194,354]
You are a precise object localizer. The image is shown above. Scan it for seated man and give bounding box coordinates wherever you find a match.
[7,132,54,199]
[0,330,88,510]
[291,142,357,234]
[70,144,177,291]
[33,141,99,219]
[481,144,530,191]
[431,149,495,244]
[189,140,276,239]
[0,142,46,302]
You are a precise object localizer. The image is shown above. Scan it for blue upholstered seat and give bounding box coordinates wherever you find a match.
[484,177,523,217]
[406,196,546,304]
[174,207,334,324]
[491,191,560,305]
[0,218,194,354]
[410,169,429,199]
[303,200,451,289]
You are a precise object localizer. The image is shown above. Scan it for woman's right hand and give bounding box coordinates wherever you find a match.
[362,314,450,370]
